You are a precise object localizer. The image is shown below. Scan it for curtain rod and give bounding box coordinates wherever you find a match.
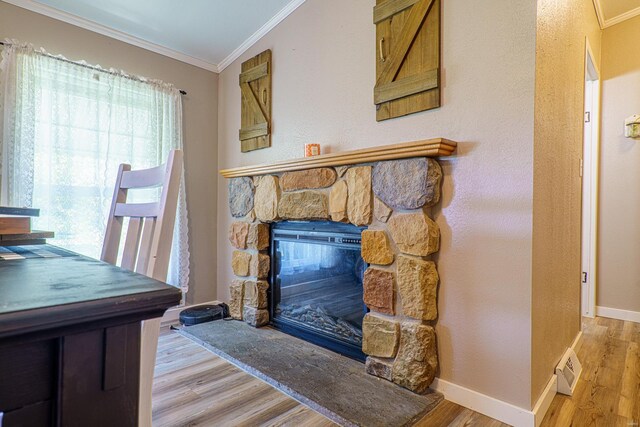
[0,41,187,95]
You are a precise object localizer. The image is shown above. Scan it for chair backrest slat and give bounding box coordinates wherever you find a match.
[114,202,160,218]
[135,218,156,275]
[101,163,131,265]
[146,151,182,281]
[120,164,166,189]
[121,217,142,271]
[101,150,183,283]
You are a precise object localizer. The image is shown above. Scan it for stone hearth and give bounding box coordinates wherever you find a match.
[224,146,448,394]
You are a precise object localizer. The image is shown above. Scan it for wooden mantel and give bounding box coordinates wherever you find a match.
[219,138,456,178]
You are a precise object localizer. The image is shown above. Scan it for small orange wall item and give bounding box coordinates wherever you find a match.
[304,143,320,157]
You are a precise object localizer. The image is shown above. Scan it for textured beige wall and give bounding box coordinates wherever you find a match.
[598,15,640,313]
[532,0,601,405]
[218,0,537,408]
[0,2,219,305]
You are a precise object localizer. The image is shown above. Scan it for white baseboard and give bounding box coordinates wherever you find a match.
[596,306,640,324]
[161,300,222,326]
[570,330,584,353]
[532,330,583,426]
[531,330,583,426]
[533,375,557,427]
[432,372,558,427]
[428,327,588,427]
[430,378,535,427]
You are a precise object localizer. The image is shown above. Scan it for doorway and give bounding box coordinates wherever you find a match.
[581,39,600,318]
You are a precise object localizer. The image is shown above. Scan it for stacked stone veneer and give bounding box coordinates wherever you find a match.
[226,157,443,394]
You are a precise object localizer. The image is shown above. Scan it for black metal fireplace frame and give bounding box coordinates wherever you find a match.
[269,221,368,362]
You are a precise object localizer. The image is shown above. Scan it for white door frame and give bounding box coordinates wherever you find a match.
[581,38,600,318]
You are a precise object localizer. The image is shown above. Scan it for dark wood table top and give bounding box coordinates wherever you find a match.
[0,230,55,246]
[0,247,182,339]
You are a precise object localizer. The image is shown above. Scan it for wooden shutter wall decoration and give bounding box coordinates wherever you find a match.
[374,0,440,121]
[239,49,272,152]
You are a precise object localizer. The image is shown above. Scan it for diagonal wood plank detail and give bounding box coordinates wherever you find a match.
[376,0,435,86]
[240,82,268,123]
[375,68,438,104]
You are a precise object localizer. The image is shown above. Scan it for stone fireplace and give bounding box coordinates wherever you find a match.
[223,139,455,394]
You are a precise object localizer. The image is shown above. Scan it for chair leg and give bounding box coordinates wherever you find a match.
[139,317,162,427]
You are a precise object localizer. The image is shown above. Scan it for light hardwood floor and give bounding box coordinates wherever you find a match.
[414,400,508,426]
[540,316,639,427]
[153,316,639,426]
[152,330,336,426]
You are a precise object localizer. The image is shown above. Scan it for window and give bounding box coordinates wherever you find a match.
[0,41,189,292]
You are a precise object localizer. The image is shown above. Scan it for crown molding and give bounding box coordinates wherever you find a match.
[3,0,307,73]
[603,5,640,28]
[592,0,640,29]
[217,0,307,72]
[2,0,220,72]
[591,0,606,28]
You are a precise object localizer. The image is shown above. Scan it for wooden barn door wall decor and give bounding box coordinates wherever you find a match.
[374,0,440,121]
[239,49,272,152]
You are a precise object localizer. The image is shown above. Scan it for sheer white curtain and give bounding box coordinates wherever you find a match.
[0,41,190,293]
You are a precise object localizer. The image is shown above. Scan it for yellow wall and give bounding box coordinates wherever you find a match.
[532,0,601,405]
[598,15,640,314]
[0,2,219,304]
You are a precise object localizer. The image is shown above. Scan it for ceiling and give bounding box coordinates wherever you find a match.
[3,0,306,72]
[593,0,640,28]
[8,0,637,72]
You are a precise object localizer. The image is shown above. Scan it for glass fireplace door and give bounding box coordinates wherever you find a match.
[270,221,367,361]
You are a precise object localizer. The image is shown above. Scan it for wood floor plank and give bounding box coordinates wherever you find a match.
[413,400,465,426]
[154,368,249,409]
[261,404,338,427]
[618,341,639,420]
[231,397,301,427]
[187,386,296,426]
[152,330,337,427]
[414,397,509,426]
[155,372,269,424]
[161,382,277,426]
[542,398,577,427]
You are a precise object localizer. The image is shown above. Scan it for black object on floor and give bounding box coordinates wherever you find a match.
[180,304,229,326]
[178,319,443,427]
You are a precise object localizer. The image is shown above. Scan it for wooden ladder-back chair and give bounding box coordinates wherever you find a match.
[101,149,183,427]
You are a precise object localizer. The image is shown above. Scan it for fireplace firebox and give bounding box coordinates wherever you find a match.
[269,221,368,361]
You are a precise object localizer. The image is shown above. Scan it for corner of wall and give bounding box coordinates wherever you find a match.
[531,0,602,407]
